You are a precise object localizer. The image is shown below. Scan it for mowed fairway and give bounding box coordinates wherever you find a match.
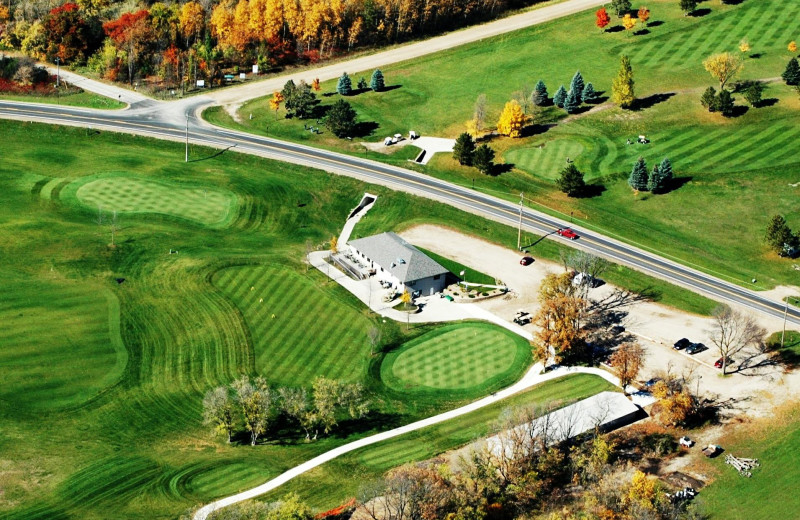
[214,265,373,384]
[382,323,530,395]
[74,175,238,228]
[0,277,126,411]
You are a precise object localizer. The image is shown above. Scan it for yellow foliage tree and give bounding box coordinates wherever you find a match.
[178,1,205,45]
[496,100,527,138]
[739,38,751,54]
[209,3,235,45]
[703,51,743,90]
[651,381,694,426]
[790,41,798,54]
[312,78,320,91]
[400,290,412,304]
[622,13,636,31]
[626,470,662,514]
[269,91,284,118]
[329,235,338,254]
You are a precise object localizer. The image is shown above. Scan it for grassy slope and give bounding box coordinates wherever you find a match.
[415,247,497,285]
[381,322,531,396]
[209,0,800,291]
[0,90,126,109]
[253,373,616,511]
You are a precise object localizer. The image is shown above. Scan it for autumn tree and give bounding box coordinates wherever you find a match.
[628,157,648,192]
[203,386,236,443]
[622,13,636,32]
[595,7,610,31]
[703,51,743,90]
[765,214,795,253]
[625,470,666,516]
[609,342,645,390]
[311,376,369,437]
[612,55,635,108]
[466,93,488,136]
[782,58,800,86]
[710,305,766,374]
[337,71,352,95]
[610,0,631,17]
[103,9,155,85]
[553,85,567,108]
[325,99,357,138]
[651,380,694,426]
[44,3,102,64]
[557,164,585,197]
[269,90,284,118]
[789,41,798,54]
[532,80,549,106]
[178,1,204,47]
[637,6,650,25]
[534,272,585,365]
[232,375,273,446]
[739,38,751,54]
[370,69,384,91]
[473,144,495,175]
[330,234,338,254]
[497,100,527,137]
[679,0,697,15]
[453,132,476,166]
[312,78,321,91]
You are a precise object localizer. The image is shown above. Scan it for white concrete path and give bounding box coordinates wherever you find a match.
[44,66,151,106]
[338,195,377,246]
[409,137,456,165]
[193,364,629,520]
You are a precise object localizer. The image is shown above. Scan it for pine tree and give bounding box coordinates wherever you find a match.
[612,55,635,109]
[336,72,352,95]
[782,58,800,86]
[370,69,385,91]
[557,163,586,197]
[532,80,549,106]
[473,144,495,175]
[325,99,357,138]
[700,86,718,112]
[628,157,649,191]
[452,132,476,166]
[658,158,673,191]
[680,0,697,15]
[357,77,368,90]
[717,89,735,117]
[564,89,581,113]
[765,215,794,252]
[582,82,599,104]
[647,164,660,192]
[570,71,585,101]
[553,85,567,108]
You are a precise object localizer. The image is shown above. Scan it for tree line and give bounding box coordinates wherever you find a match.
[0,0,549,90]
[203,375,369,445]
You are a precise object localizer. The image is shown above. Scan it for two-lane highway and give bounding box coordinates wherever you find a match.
[2,100,797,326]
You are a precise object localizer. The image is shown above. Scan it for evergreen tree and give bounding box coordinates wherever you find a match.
[570,71,585,101]
[680,0,697,15]
[658,158,673,190]
[582,82,599,104]
[647,164,660,192]
[564,89,581,113]
[765,215,794,252]
[628,157,649,191]
[336,72,352,95]
[612,55,635,109]
[324,99,357,138]
[717,89,735,116]
[782,58,800,86]
[743,82,763,107]
[611,0,631,16]
[357,77,368,90]
[553,85,567,108]
[473,144,495,175]
[700,86,718,112]
[452,132,476,166]
[532,79,549,106]
[370,69,385,91]
[557,163,586,197]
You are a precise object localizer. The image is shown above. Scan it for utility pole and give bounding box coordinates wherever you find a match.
[55,57,60,88]
[517,192,524,251]
[185,115,189,162]
[782,299,789,347]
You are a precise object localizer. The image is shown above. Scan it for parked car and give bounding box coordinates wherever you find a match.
[679,436,694,448]
[673,338,692,350]
[520,256,534,266]
[556,227,579,240]
[686,342,707,355]
[714,357,733,369]
[643,377,662,388]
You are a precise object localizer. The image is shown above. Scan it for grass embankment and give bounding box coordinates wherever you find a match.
[416,247,497,286]
[210,0,800,292]
[0,90,126,109]
[381,322,531,398]
[253,373,616,511]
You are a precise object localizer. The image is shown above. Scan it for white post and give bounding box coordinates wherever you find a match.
[185,115,189,162]
[55,57,60,88]
[782,299,789,348]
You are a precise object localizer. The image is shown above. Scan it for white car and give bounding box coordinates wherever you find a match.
[679,436,693,448]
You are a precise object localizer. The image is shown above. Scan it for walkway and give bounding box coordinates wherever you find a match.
[44,66,152,107]
[193,364,632,520]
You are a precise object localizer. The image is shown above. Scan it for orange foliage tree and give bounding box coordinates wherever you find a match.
[637,6,650,25]
[595,7,610,31]
[270,90,284,118]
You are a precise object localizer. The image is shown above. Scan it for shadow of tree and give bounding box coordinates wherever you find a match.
[647,20,664,27]
[575,183,606,198]
[689,8,712,17]
[633,92,676,111]
[353,121,380,137]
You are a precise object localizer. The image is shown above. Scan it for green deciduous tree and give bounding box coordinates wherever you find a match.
[202,386,235,443]
[232,375,273,446]
[611,0,632,17]
[557,163,585,197]
[453,132,476,166]
[336,71,352,95]
[679,0,697,15]
[628,156,648,192]
[533,79,549,106]
[325,99,357,138]
[473,144,495,175]
[765,214,794,252]
[782,58,800,86]
[370,68,385,91]
[743,81,764,107]
[582,82,599,103]
[553,85,567,108]
[612,55,635,108]
[284,80,317,119]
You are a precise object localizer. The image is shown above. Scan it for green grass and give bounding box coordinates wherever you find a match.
[253,373,616,511]
[381,322,531,395]
[0,90,126,109]
[213,264,373,384]
[71,175,238,228]
[416,247,497,285]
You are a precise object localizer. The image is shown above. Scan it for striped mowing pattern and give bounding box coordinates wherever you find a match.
[505,139,586,180]
[75,177,237,227]
[627,1,800,71]
[0,279,121,411]
[387,324,519,391]
[214,265,372,386]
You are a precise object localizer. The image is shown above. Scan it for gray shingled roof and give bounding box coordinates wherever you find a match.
[348,232,449,283]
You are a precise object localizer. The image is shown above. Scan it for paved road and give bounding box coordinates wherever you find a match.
[192,364,626,520]
[2,100,798,327]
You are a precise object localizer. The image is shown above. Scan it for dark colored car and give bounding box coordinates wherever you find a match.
[714,357,733,368]
[673,338,692,350]
[686,342,707,355]
[557,228,579,240]
[520,256,534,266]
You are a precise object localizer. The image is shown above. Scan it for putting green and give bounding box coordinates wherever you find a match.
[74,176,237,227]
[505,138,586,180]
[381,323,530,395]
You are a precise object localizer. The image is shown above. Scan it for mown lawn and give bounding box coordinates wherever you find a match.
[0,90,126,109]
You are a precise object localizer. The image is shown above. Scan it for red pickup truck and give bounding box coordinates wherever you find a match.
[557,228,579,240]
